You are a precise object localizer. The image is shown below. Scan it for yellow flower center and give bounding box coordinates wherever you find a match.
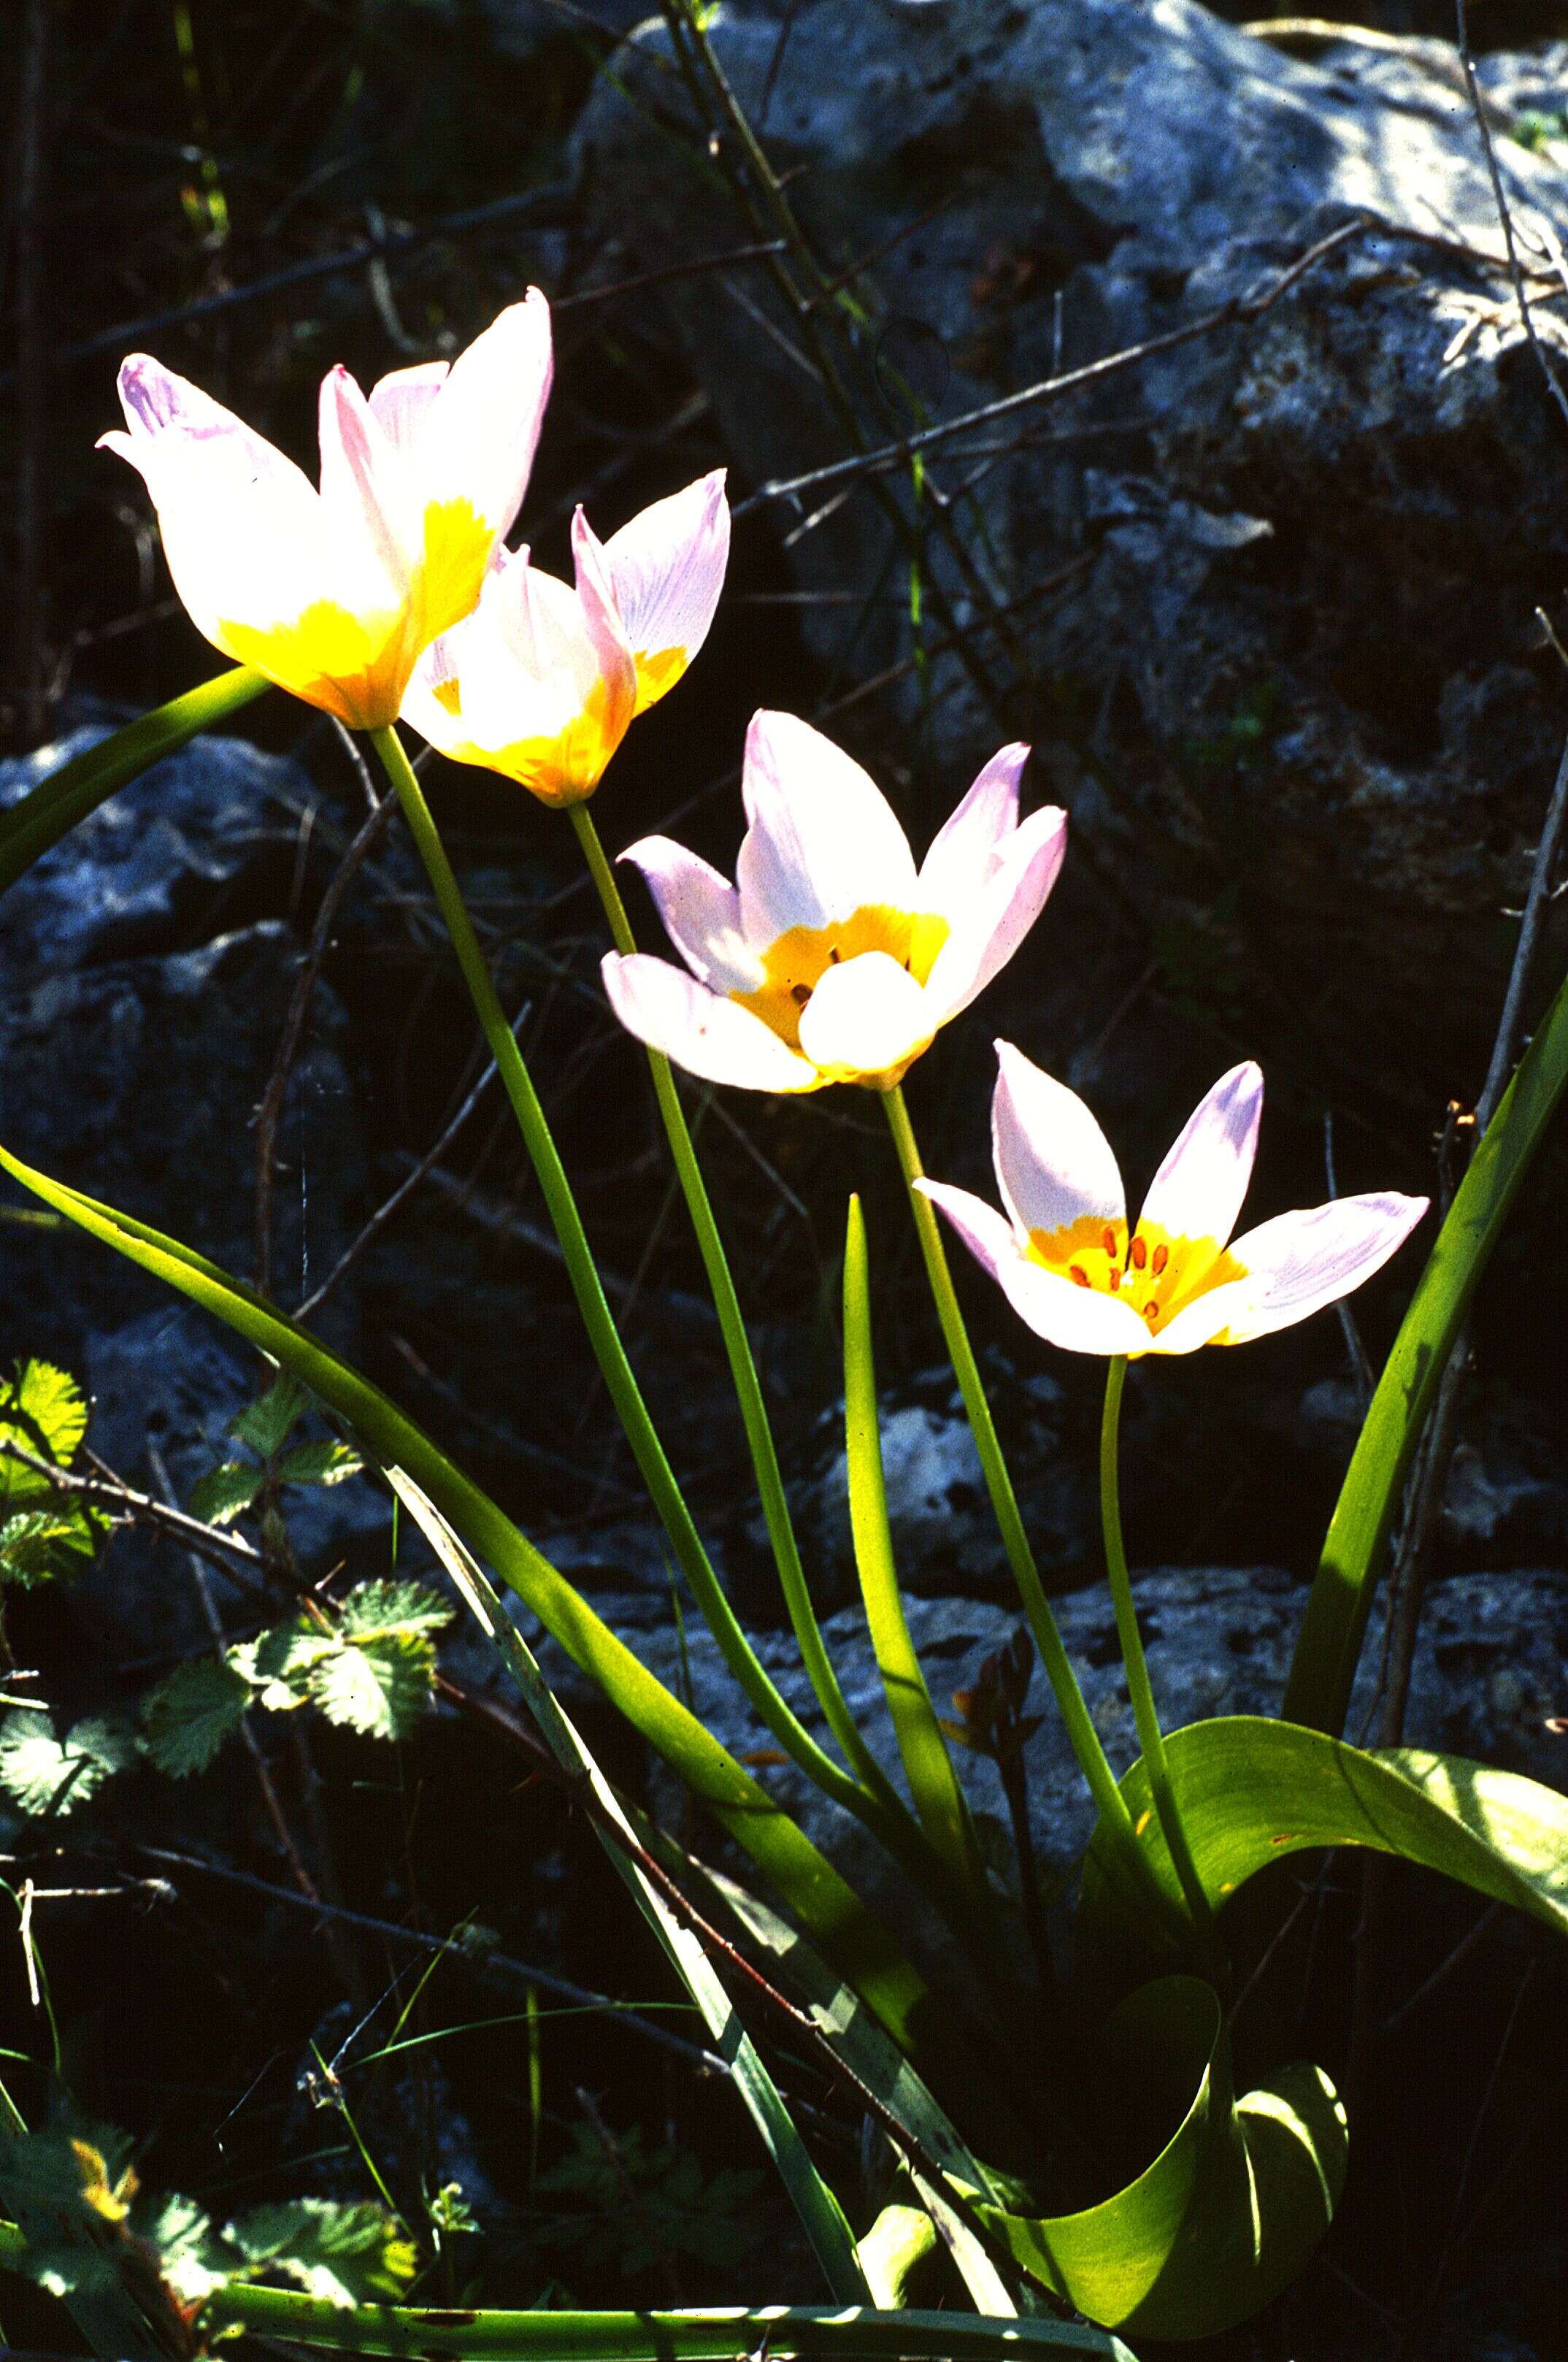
[731,903,950,1051]
[1026,1214,1245,1336]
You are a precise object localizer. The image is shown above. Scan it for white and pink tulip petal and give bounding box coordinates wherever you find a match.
[1216,1192,1429,1344]
[989,1041,1126,1242]
[602,471,731,713]
[1137,1062,1264,1256]
[794,951,935,1086]
[410,289,553,550]
[618,837,759,997]
[917,742,1029,916]
[923,801,1067,1025]
[1142,1278,1258,1357]
[602,954,820,1093]
[736,710,918,944]
[366,360,450,458]
[918,1181,1150,1355]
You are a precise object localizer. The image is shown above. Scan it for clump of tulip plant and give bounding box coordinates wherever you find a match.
[1,287,1567,2362]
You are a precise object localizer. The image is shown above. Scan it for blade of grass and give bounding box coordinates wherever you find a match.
[382,1465,868,2301]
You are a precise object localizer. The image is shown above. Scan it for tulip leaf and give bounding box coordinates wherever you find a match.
[1077,1714,1568,1962]
[0,1140,935,2066]
[1285,954,1568,1733]
[0,666,269,897]
[842,1198,979,1893]
[974,1976,1346,2339]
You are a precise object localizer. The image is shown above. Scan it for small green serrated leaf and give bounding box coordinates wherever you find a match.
[277,1438,364,1489]
[188,1461,264,1527]
[338,1578,453,1640]
[1,1361,90,1468]
[231,1375,308,1459]
[0,1506,99,1586]
[229,1618,333,1712]
[224,2198,416,2307]
[308,1631,436,1741]
[0,1709,134,1817]
[142,1656,251,1777]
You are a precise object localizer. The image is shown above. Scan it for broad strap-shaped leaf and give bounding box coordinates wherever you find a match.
[0,665,268,897]
[1079,1715,1568,1960]
[1286,955,1568,1734]
[382,1466,869,2304]
[0,1141,935,2060]
[199,2287,1135,2360]
[842,1198,980,1895]
[974,1976,1345,2339]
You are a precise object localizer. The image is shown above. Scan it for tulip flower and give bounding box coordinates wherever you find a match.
[400,470,729,806]
[602,713,1067,1092]
[919,1048,1427,1356]
[99,293,553,729]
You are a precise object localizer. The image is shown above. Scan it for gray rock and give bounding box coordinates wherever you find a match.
[574,0,1568,1097]
[0,921,364,1356]
[0,726,310,978]
[512,1562,1568,1965]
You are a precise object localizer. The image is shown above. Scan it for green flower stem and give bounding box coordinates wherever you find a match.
[879,1083,1180,1941]
[369,731,899,1847]
[567,800,904,1812]
[1099,1358,1218,1955]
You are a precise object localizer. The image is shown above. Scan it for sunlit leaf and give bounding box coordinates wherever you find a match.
[223,2198,417,2307]
[307,1631,436,1741]
[187,1461,264,1527]
[231,1373,309,1460]
[0,1709,134,1817]
[277,1438,364,1489]
[337,1577,452,1639]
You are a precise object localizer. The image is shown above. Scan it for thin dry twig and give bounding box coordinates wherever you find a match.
[1454,0,1568,434]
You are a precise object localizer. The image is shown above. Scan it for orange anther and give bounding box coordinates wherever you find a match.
[1130,1236,1148,1270]
[1069,1264,1090,1287]
[1144,1301,1160,1324]
[1110,1269,1121,1291]
[1151,1242,1169,1276]
[1102,1226,1117,1258]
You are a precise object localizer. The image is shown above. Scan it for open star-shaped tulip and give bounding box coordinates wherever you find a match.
[602,713,1068,1092]
[99,294,553,730]
[919,1047,1428,1355]
[400,471,729,805]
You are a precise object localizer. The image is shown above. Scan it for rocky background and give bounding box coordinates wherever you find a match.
[4,3,1568,2356]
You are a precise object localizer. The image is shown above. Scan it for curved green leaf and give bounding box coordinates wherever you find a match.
[1078,1715,1568,1960]
[842,1198,977,1892]
[198,2287,1134,2361]
[0,1142,934,2062]
[0,667,268,896]
[975,1977,1345,2339]
[1285,956,1568,1734]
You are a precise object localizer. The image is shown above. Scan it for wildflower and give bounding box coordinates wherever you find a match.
[602,713,1067,1092]
[401,471,729,805]
[918,1047,1427,1355]
[99,294,553,729]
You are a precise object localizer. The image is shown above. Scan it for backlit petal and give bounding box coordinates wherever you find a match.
[990,1040,1125,1242]
[736,710,917,946]
[602,953,820,1092]
[602,470,731,713]
[413,289,553,548]
[368,360,450,458]
[318,365,420,605]
[618,836,760,997]
[1138,1062,1263,1254]
[571,507,641,737]
[923,801,1067,1023]
[918,1181,1149,1355]
[918,742,1029,913]
[796,951,935,1086]
[1216,1192,1429,1345]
